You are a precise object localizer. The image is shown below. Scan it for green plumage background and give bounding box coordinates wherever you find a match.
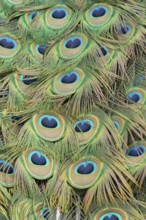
[0,0,146,219]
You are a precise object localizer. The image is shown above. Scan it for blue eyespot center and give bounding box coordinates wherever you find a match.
[0,37,16,49]
[20,74,37,85]
[126,146,145,157]
[92,7,106,17]
[36,44,47,55]
[51,9,67,19]
[65,37,82,49]
[103,215,119,220]
[11,115,27,126]
[29,11,40,20]
[100,212,122,220]
[0,160,14,174]
[11,115,23,124]
[41,117,57,128]
[59,71,79,84]
[128,92,142,103]
[74,119,94,132]
[100,46,108,56]
[40,208,50,219]
[113,120,120,129]
[77,163,94,174]
[38,115,60,129]
[11,115,22,122]
[90,6,108,18]
[75,161,97,175]
[119,25,130,34]
[29,151,48,166]
[97,46,109,57]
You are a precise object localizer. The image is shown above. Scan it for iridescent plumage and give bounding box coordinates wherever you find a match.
[0,0,146,219]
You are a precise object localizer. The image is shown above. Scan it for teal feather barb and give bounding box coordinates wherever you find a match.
[0,0,146,219]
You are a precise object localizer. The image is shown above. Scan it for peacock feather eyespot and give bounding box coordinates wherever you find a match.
[0,35,20,58]
[96,45,110,57]
[126,145,145,157]
[50,8,68,19]
[40,208,50,219]
[127,88,146,106]
[67,157,103,189]
[30,43,47,62]
[118,24,131,35]
[95,209,127,220]
[64,37,82,49]
[74,115,100,144]
[111,116,126,135]
[0,160,14,187]
[20,74,37,85]
[90,6,108,18]
[99,212,122,220]
[114,23,137,44]
[36,44,47,55]
[28,151,49,166]
[59,71,79,84]
[128,92,142,103]
[45,5,72,29]
[29,11,40,21]
[59,33,88,59]
[14,73,37,95]
[125,142,146,165]
[74,119,94,133]
[23,148,54,180]
[23,11,40,27]
[0,160,14,174]
[52,68,85,95]
[74,161,97,175]
[33,114,65,141]
[0,37,16,49]
[85,3,114,27]
[38,115,60,129]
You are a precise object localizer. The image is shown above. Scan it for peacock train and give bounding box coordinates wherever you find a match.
[0,0,146,219]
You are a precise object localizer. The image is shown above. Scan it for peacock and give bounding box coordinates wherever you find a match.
[0,0,146,219]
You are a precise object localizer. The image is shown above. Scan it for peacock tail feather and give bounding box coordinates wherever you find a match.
[0,0,146,219]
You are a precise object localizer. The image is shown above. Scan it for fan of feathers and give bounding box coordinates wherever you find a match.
[0,0,146,219]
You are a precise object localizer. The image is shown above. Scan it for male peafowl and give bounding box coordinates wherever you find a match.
[0,0,146,219]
